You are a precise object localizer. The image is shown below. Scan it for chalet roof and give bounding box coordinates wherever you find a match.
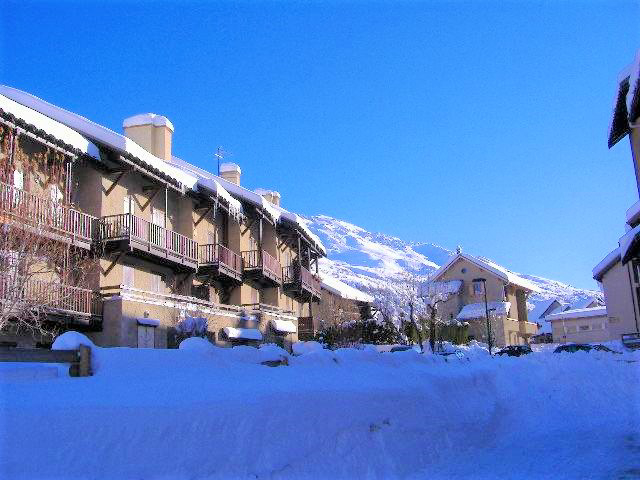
[619,224,640,264]
[0,94,100,159]
[568,297,602,311]
[457,301,511,320]
[592,247,620,281]
[529,299,564,323]
[546,306,607,322]
[608,50,640,148]
[319,274,373,303]
[430,253,540,292]
[0,85,196,191]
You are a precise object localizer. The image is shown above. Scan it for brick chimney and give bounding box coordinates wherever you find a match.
[123,113,174,162]
[219,163,241,185]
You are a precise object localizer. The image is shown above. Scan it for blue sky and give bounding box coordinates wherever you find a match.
[1,1,638,289]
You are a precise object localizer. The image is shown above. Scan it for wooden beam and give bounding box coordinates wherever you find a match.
[105,170,129,196]
[140,186,161,211]
[194,205,213,227]
[102,251,127,276]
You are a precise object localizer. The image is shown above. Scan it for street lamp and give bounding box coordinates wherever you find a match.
[473,277,493,355]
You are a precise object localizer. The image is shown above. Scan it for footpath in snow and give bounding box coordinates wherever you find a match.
[0,334,639,480]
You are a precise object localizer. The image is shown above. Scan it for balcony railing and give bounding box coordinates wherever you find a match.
[0,275,99,316]
[282,264,322,299]
[199,243,243,277]
[242,249,282,285]
[99,214,198,266]
[0,182,95,244]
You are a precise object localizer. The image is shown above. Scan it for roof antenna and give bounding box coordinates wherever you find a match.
[214,147,231,176]
[456,245,463,254]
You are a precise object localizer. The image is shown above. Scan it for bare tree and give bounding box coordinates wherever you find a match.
[418,283,451,353]
[0,217,96,342]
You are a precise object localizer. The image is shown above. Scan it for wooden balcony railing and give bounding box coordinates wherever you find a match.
[242,249,282,284]
[0,182,95,244]
[282,264,322,299]
[0,275,100,316]
[99,214,198,265]
[199,243,243,276]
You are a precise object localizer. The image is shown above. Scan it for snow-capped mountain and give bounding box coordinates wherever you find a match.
[303,215,602,309]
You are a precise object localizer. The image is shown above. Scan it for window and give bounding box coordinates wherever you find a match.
[609,317,620,324]
[150,273,162,293]
[207,231,216,245]
[461,268,467,274]
[472,280,485,295]
[137,325,155,348]
[565,325,577,334]
[13,170,23,189]
[579,325,590,331]
[123,196,135,215]
[249,235,258,251]
[152,206,165,227]
[122,265,134,288]
[251,287,259,305]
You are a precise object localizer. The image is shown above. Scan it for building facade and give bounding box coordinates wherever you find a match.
[0,86,326,351]
[592,50,640,341]
[429,253,539,347]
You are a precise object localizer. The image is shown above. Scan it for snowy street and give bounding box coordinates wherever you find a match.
[1,338,638,480]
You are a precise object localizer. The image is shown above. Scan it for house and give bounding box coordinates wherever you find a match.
[545,306,609,344]
[298,274,374,340]
[591,50,640,341]
[528,298,566,343]
[0,85,330,351]
[428,252,539,347]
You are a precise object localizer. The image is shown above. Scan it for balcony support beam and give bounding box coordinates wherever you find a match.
[105,170,129,196]
[140,186,161,211]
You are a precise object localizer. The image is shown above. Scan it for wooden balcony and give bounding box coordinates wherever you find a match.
[297,316,315,341]
[282,264,322,301]
[242,249,282,287]
[0,275,101,318]
[198,243,243,283]
[99,213,198,271]
[0,182,95,249]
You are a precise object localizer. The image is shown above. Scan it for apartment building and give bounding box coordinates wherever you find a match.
[0,85,325,351]
[428,252,539,347]
[592,50,640,340]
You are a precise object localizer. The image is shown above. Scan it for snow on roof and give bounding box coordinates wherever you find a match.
[137,318,161,327]
[457,301,511,321]
[0,94,100,158]
[619,224,640,264]
[270,319,297,334]
[422,280,463,296]
[0,85,197,189]
[223,327,262,341]
[626,200,640,227]
[568,297,602,311]
[219,162,241,174]
[546,306,607,322]
[123,113,174,131]
[592,247,620,281]
[320,274,374,303]
[430,253,540,292]
[608,50,640,148]
[528,299,563,322]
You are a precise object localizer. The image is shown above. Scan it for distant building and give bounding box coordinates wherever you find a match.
[591,50,640,340]
[546,306,609,344]
[428,253,539,347]
[529,299,566,343]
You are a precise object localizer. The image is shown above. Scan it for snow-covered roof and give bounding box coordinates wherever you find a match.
[423,280,463,296]
[270,319,297,334]
[457,301,511,321]
[123,113,174,131]
[592,247,620,281]
[219,162,241,174]
[0,85,197,190]
[528,299,564,323]
[320,274,374,303]
[430,253,540,293]
[608,50,640,148]
[0,94,100,158]
[619,224,640,264]
[626,200,640,227]
[546,306,607,322]
[137,318,161,327]
[223,327,262,341]
[568,297,602,311]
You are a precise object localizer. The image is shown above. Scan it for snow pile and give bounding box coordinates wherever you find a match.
[51,331,96,351]
[178,336,216,353]
[292,341,325,355]
[1,342,638,479]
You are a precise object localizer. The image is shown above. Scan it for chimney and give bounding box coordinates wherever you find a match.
[123,113,174,162]
[220,163,241,185]
[255,188,281,207]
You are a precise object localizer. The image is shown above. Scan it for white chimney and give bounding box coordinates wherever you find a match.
[220,163,241,185]
[123,113,174,162]
[255,188,281,207]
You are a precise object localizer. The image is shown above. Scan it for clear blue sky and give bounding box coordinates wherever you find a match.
[1,1,638,289]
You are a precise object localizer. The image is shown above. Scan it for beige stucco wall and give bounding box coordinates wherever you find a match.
[600,260,639,337]
[550,314,611,344]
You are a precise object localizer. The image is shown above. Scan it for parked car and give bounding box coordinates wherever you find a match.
[495,345,532,357]
[553,344,620,354]
[389,345,415,353]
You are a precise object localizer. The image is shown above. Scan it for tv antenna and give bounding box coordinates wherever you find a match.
[214,147,232,176]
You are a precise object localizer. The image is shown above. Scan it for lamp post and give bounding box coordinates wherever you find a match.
[474,277,493,355]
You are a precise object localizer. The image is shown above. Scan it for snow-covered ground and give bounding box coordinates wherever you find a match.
[1,334,638,480]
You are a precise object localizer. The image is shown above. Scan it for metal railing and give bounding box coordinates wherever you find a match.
[282,264,322,297]
[0,275,99,316]
[242,249,282,283]
[199,243,243,275]
[0,182,94,242]
[99,213,198,264]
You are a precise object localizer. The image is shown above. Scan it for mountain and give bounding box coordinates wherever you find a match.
[303,214,602,310]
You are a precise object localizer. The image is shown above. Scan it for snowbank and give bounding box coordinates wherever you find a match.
[0,343,638,479]
[292,341,325,355]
